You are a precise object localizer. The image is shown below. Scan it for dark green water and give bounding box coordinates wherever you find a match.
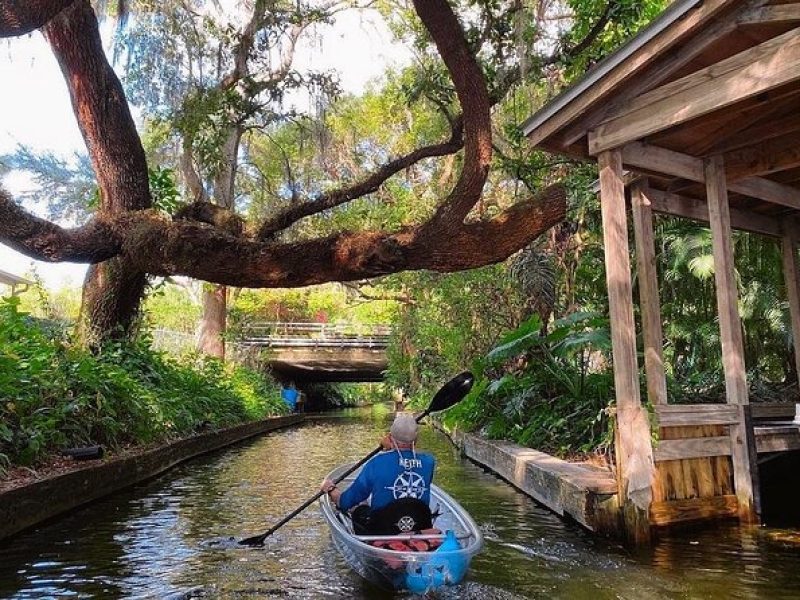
[2,406,800,599]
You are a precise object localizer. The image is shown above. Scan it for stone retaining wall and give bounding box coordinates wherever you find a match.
[0,414,303,541]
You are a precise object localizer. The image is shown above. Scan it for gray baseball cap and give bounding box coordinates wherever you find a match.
[390,412,418,443]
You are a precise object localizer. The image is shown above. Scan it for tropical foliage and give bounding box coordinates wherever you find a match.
[0,297,285,476]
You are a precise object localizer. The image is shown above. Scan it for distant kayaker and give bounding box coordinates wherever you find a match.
[321,412,436,534]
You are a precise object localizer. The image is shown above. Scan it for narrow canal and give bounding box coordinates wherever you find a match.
[2,406,800,599]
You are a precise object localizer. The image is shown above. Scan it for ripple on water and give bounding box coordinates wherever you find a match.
[2,415,800,599]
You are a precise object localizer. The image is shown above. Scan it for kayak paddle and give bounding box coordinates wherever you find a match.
[238,371,474,547]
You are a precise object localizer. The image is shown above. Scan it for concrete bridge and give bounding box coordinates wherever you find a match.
[238,322,390,382]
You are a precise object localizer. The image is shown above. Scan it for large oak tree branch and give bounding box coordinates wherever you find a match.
[42,0,151,341]
[254,0,612,237]
[0,184,566,286]
[0,189,118,262]
[256,0,492,241]
[43,0,151,212]
[0,0,74,37]
[412,0,491,229]
[256,118,464,239]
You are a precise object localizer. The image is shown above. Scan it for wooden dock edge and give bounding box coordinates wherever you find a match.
[432,423,620,535]
[0,414,303,542]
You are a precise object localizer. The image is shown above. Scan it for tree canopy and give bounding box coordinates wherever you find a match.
[0,0,664,343]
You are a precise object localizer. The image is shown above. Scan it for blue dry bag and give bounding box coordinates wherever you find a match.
[404,530,467,593]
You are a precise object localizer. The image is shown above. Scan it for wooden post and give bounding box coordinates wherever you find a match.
[781,230,800,386]
[631,180,668,407]
[705,155,757,523]
[598,150,654,544]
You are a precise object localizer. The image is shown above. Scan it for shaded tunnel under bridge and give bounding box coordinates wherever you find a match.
[238,322,390,382]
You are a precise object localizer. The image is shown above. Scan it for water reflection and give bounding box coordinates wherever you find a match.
[1,408,799,598]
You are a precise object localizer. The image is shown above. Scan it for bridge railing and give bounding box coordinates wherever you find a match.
[238,321,392,348]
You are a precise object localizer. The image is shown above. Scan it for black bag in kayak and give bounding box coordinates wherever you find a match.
[353,498,433,535]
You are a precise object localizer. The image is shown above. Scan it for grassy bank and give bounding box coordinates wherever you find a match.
[0,297,286,477]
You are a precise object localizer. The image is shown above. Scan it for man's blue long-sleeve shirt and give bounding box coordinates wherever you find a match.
[339,450,435,511]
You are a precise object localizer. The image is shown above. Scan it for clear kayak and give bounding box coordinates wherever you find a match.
[319,464,483,593]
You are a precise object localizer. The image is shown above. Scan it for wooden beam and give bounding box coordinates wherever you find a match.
[557,15,741,148]
[738,4,800,26]
[751,402,796,420]
[621,142,800,209]
[650,495,739,526]
[646,188,782,237]
[725,136,800,181]
[598,149,653,544]
[705,155,756,522]
[622,142,704,186]
[525,0,734,147]
[600,149,644,415]
[707,156,749,406]
[755,425,800,453]
[731,177,800,209]
[589,27,800,154]
[656,404,740,427]
[782,230,800,389]
[713,106,800,155]
[654,436,732,461]
[631,181,668,406]
[743,404,762,516]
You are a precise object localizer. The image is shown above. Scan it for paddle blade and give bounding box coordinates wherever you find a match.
[239,533,266,547]
[426,371,474,415]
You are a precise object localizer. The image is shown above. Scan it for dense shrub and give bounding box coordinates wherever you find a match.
[439,313,615,458]
[0,297,285,476]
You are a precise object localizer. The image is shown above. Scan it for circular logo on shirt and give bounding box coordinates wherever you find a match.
[388,470,426,499]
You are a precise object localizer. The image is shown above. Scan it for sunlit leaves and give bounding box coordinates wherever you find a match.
[0,146,97,224]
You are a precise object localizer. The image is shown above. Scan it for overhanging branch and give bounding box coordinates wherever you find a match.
[0,189,119,262]
[0,184,566,287]
[256,118,464,240]
[0,0,74,37]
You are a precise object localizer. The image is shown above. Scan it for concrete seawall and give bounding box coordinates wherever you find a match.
[437,424,620,534]
[0,414,303,541]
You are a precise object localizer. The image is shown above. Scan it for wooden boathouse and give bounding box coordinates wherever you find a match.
[523,0,800,542]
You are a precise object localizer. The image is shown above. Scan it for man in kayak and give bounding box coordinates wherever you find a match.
[321,412,436,535]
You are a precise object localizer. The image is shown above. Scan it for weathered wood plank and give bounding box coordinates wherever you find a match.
[599,150,643,419]
[650,495,739,526]
[622,141,705,181]
[782,232,800,390]
[742,405,762,515]
[599,150,654,543]
[632,181,668,406]
[654,436,732,461]
[731,176,800,209]
[755,425,800,453]
[738,4,800,26]
[707,155,749,407]
[725,135,800,181]
[653,424,734,504]
[621,142,800,210]
[713,111,800,155]
[646,188,782,238]
[706,155,756,522]
[656,404,740,426]
[589,27,800,154]
[751,402,797,420]
[524,0,733,147]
